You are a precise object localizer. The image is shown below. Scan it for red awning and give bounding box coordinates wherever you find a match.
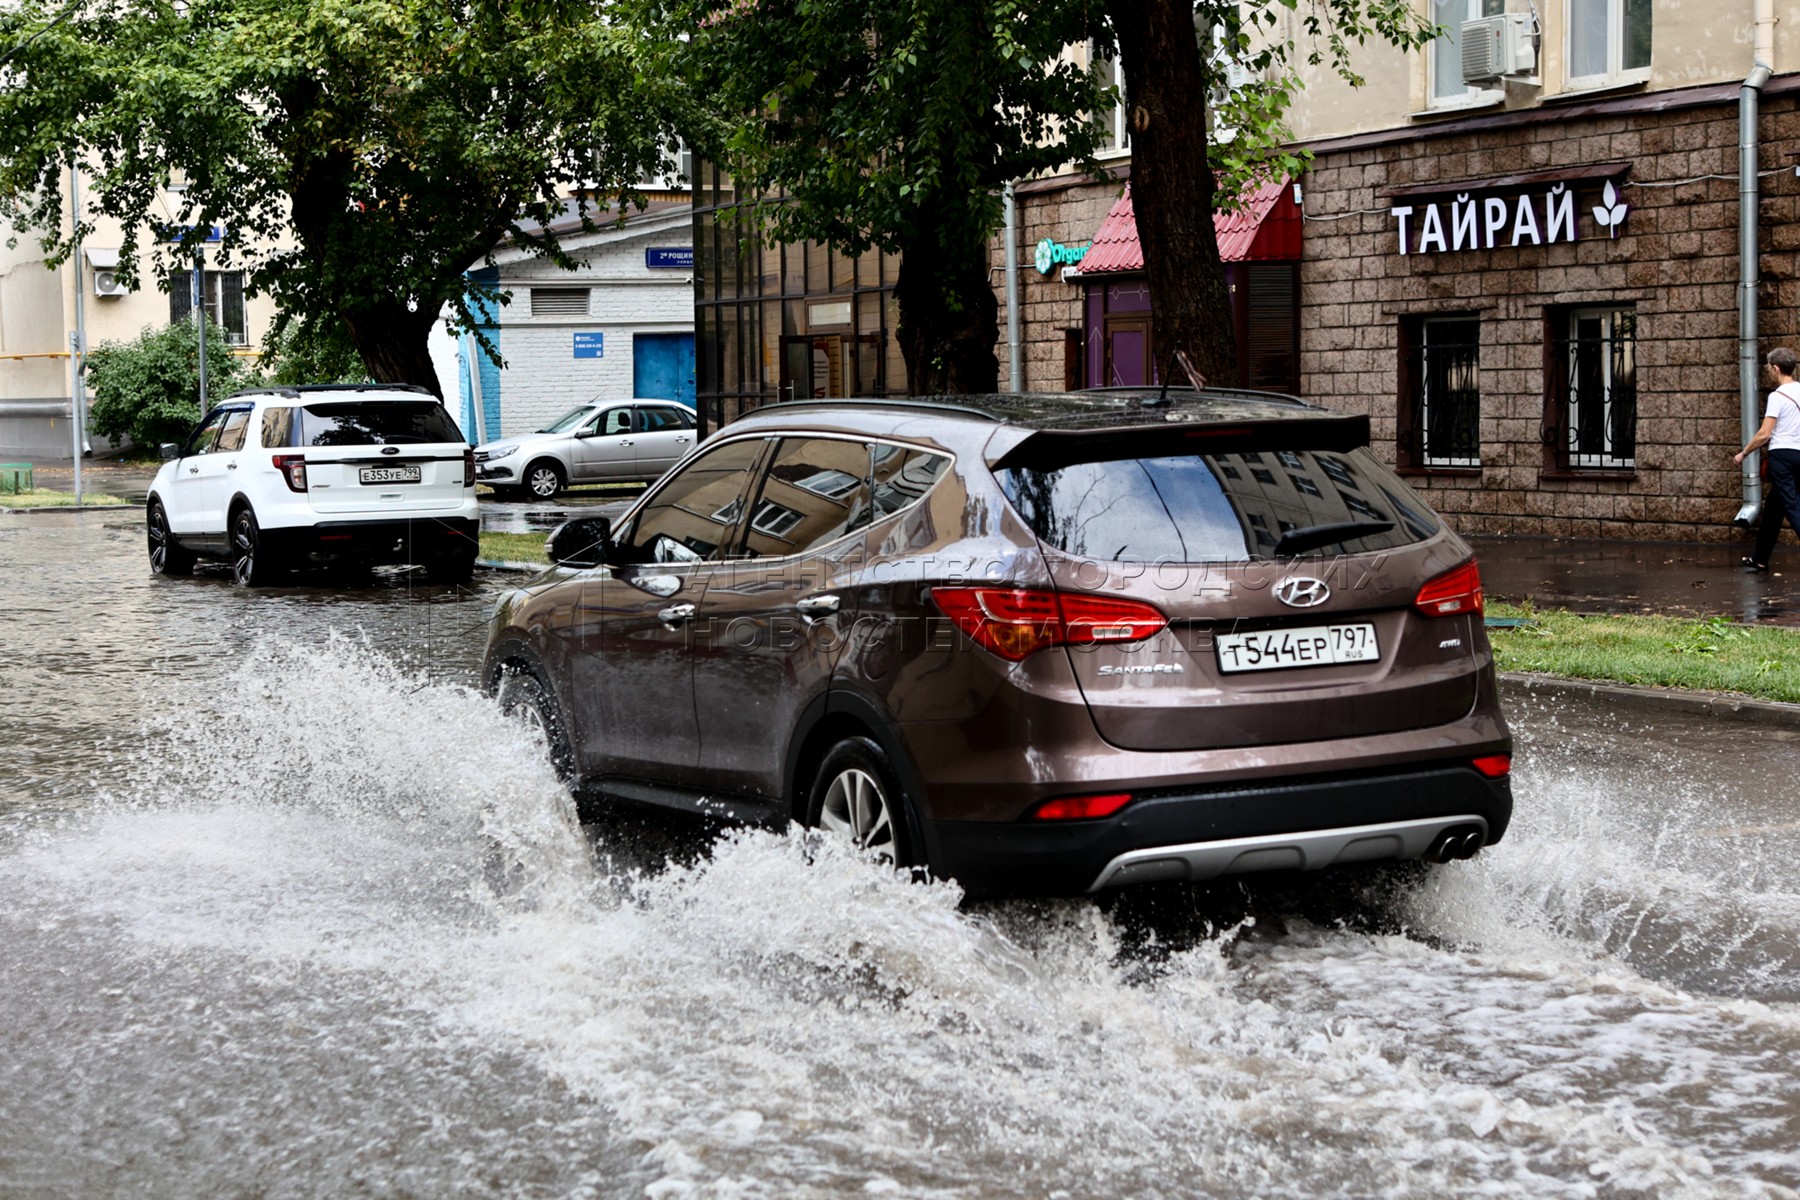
[1077,178,1301,277]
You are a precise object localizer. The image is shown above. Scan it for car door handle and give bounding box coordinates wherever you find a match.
[188,467,199,474]
[618,438,634,446]
[675,435,691,444]
[796,593,841,617]
[657,602,696,625]
[226,461,238,470]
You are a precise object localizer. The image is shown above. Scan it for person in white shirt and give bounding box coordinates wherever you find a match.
[1735,346,1800,570]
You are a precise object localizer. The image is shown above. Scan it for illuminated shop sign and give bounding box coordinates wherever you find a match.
[1390,180,1629,256]
[1034,238,1089,275]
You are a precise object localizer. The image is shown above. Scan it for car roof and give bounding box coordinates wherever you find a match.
[225,384,438,403]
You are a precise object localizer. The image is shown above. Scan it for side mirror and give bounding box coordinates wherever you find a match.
[546,516,613,568]
[159,443,181,461]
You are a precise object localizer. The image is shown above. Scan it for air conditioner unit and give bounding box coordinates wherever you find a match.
[92,268,130,297]
[1462,13,1535,83]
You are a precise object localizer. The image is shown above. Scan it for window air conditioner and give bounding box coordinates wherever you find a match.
[1461,13,1535,83]
[93,268,130,297]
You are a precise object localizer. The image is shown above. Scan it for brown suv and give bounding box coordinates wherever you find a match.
[483,389,1512,896]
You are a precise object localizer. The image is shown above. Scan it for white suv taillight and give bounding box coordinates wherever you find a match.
[271,454,307,493]
[463,446,475,487]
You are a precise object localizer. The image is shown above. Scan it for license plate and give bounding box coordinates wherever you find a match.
[1216,623,1379,674]
[359,465,421,484]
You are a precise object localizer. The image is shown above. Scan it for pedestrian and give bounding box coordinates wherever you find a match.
[1735,346,1800,571]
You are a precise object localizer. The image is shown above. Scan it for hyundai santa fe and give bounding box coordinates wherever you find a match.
[483,389,1513,896]
[146,384,480,585]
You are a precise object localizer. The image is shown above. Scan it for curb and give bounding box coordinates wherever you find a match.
[1500,671,1800,728]
[476,558,546,574]
[2,503,132,514]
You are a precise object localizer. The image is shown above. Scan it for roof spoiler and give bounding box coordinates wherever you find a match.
[991,413,1372,472]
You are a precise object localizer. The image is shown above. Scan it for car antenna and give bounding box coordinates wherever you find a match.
[1152,348,1205,408]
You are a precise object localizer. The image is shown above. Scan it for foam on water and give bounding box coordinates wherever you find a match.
[3,641,1798,1198]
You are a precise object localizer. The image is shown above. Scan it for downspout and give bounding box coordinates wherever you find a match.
[1736,60,1774,527]
[1003,182,1022,392]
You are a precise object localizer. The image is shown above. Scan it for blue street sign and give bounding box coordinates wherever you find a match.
[573,332,605,359]
[646,247,694,270]
[163,224,225,244]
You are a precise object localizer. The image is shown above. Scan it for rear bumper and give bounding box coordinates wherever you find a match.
[259,517,480,565]
[926,764,1512,896]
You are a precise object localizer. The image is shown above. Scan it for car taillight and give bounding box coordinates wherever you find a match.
[1030,792,1134,821]
[1472,753,1511,778]
[271,454,307,493]
[929,587,1168,661]
[463,447,475,487]
[1414,560,1483,618]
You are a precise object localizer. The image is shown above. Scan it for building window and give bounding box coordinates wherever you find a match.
[638,141,694,191]
[1400,315,1481,469]
[1568,0,1651,88]
[1430,0,1505,104]
[1553,306,1637,470]
[1091,48,1129,156]
[168,269,247,345]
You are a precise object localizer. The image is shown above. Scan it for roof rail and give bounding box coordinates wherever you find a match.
[749,397,996,420]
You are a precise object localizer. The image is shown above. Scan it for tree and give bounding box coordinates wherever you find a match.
[87,319,250,450]
[1100,0,1437,386]
[660,0,1111,395]
[0,0,679,397]
[256,314,371,388]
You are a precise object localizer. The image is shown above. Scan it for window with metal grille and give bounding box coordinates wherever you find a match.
[168,269,248,345]
[530,287,590,317]
[1400,316,1481,469]
[1553,306,1636,470]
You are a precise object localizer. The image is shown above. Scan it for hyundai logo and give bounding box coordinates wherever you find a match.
[1274,577,1331,608]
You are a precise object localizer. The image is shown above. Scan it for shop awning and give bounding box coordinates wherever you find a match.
[1076,178,1301,277]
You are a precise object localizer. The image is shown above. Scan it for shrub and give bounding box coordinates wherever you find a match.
[87,320,249,451]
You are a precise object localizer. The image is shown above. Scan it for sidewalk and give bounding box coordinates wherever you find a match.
[1469,534,1800,625]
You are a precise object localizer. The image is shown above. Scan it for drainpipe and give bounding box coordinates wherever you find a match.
[1003,182,1022,392]
[1736,60,1773,528]
[68,165,86,503]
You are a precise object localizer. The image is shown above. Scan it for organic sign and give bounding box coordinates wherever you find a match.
[1390,180,1629,255]
[1034,238,1089,275]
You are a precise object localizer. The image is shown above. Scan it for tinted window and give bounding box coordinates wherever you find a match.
[261,406,297,449]
[216,408,252,453]
[1000,448,1440,563]
[871,444,951,517]
[636,406,689,433]
[183,409,231,456]
[741,438,873,558]
[298,401,463,446]
[616,438,767,564]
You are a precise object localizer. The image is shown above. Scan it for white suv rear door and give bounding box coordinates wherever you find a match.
[291,399,470,515]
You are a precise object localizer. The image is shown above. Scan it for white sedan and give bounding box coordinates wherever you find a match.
[474,399,698,498]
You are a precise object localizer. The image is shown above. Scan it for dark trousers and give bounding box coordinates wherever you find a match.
[1752,447,1800,565]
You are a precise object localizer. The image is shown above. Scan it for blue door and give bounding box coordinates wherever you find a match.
[633,332,696,407]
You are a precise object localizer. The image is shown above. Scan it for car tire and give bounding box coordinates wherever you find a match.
[230,505,285,587]
[496,669,576,785]
[522,460,564,501]
[146,500,194,576]
[807,737,919,867]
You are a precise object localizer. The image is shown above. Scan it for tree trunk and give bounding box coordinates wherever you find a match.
[341,304,444,399]
[893,242,1001,396]
[1105,0,1237,389]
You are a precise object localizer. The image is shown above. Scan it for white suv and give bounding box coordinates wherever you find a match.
[145,385,480,585]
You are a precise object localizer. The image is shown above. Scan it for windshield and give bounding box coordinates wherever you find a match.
[998,447,1440,563]
[537,406,597,435]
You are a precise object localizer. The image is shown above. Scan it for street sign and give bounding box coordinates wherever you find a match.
[646,247,694,269]
[573,332,605,359]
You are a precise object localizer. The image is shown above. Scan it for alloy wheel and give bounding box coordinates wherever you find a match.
[526,464,560,499]
[819,766,895,859]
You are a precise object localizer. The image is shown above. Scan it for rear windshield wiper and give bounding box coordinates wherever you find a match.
[1272,520,1395,557]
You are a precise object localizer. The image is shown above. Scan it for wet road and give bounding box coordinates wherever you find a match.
[3,510,1799,1198]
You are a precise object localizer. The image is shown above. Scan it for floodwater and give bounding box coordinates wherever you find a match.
[3,511,1798,1198]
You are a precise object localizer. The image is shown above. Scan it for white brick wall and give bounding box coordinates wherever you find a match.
[493,232,693,437]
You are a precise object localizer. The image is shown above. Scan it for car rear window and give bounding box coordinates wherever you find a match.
[998,447,1441,563]
[266,401,464,447]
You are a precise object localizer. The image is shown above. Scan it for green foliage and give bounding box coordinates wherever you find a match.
[0,0,681,389]
[86,320,250,451]
[255,314,370,388]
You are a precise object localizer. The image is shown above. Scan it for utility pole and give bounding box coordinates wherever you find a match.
[68,165,85,504]
[194,245,208,413]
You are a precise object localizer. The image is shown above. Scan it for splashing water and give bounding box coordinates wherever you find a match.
[2,642,1797,1198]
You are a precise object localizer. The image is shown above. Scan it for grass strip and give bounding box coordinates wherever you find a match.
[1487,600,1800,704]
[478,530,550,565]
[1,489,129,509]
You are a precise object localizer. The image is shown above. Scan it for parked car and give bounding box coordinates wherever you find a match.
[145,384,480,585]
[473,399,697,498]
[482,389,1513,896]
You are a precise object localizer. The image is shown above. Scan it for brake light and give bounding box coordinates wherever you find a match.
[463,446,475,487]
[929,588,1168,661]
[1031,792,1134,821]
[271,454,307,493]
[1414,560,1483,618]
[1472,753,1511,778]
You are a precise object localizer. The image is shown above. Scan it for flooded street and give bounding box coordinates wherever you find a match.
[3,510,1799,1198]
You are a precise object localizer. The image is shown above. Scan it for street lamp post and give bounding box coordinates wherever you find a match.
[193,246,207,413]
